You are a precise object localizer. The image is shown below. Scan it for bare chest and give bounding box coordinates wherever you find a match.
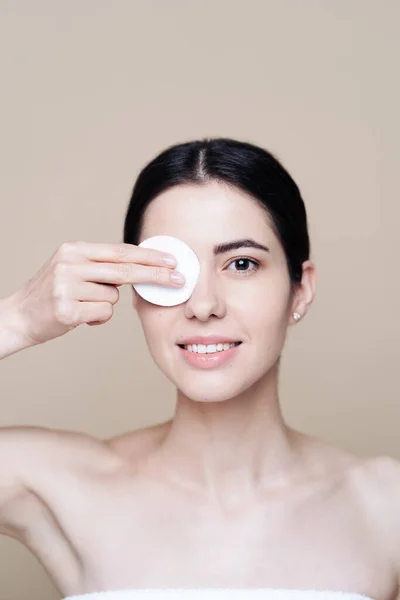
[42,475,397,600]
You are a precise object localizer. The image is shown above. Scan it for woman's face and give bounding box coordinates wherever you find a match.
[133,181,309,403]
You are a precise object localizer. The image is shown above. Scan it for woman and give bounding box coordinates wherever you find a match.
[0,138,398,600]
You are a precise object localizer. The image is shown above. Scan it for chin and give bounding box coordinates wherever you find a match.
[175,378,253,404]
[182,392,235,403]
[152,348,268,404]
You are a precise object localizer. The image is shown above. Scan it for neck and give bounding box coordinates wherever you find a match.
[153,364,304,505]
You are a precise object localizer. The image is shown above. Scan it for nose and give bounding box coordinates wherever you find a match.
[184,264,226,321]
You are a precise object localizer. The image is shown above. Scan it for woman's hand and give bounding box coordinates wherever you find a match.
[8,241,184,347]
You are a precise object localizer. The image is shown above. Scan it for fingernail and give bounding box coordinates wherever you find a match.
[170,271,185,284]
[163,255,177,267]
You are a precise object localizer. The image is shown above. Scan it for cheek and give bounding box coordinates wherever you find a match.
[138,305,161,340]
[138,305,173,357]
[240,277,290,338]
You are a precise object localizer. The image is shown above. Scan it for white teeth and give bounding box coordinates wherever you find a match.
[184,342,238,353]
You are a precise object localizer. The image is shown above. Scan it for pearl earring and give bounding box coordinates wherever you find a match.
[293,312,301,321]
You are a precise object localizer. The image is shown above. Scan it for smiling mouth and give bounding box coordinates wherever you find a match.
[177,342,242,352]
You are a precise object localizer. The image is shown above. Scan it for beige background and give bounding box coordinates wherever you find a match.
[0,1,399,598]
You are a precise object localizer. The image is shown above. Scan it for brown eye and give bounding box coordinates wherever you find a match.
[227,258,260,274]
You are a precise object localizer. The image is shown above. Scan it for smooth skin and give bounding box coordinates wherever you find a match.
[0,181,400,600]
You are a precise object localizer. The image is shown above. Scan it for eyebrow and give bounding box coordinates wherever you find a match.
[213,238,270,256]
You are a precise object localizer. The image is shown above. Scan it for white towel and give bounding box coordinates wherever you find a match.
[63,588,375,600]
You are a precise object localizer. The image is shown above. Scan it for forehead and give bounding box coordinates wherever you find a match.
[139,182,278,251]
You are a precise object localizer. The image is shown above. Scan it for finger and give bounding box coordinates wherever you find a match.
[74,282,120,304]
[76,302,114,325]
[76,241,177,267]
[75,262,185,287]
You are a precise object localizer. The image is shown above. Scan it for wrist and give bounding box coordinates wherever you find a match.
[0,293,36,358]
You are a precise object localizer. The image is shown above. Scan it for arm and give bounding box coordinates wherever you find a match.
[0,293,35,360]
[357,456,400,590]
[0,426,58,539]
[0,425,121,541]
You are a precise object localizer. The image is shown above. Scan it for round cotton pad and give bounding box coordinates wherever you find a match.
[133,236,201,306]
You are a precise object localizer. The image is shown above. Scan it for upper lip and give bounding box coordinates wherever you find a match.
[177,336,242,346]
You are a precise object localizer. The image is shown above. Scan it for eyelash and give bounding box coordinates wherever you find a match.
[226,257,261,275]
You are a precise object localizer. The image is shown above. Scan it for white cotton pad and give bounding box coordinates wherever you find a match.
[133,235,201,306]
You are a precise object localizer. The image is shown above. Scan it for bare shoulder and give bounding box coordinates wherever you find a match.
[0,424,123,540]
[344,453,400,558]
[316,437,400,499]
[295,430,400,498]
[1,419,171,480]
[105,419,172,461]
[0,424,122,483]
[345,453,400,493]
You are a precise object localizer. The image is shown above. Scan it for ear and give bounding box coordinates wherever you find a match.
[289,260,316,325]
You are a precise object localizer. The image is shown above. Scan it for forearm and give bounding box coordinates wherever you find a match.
[0,294,34,360]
